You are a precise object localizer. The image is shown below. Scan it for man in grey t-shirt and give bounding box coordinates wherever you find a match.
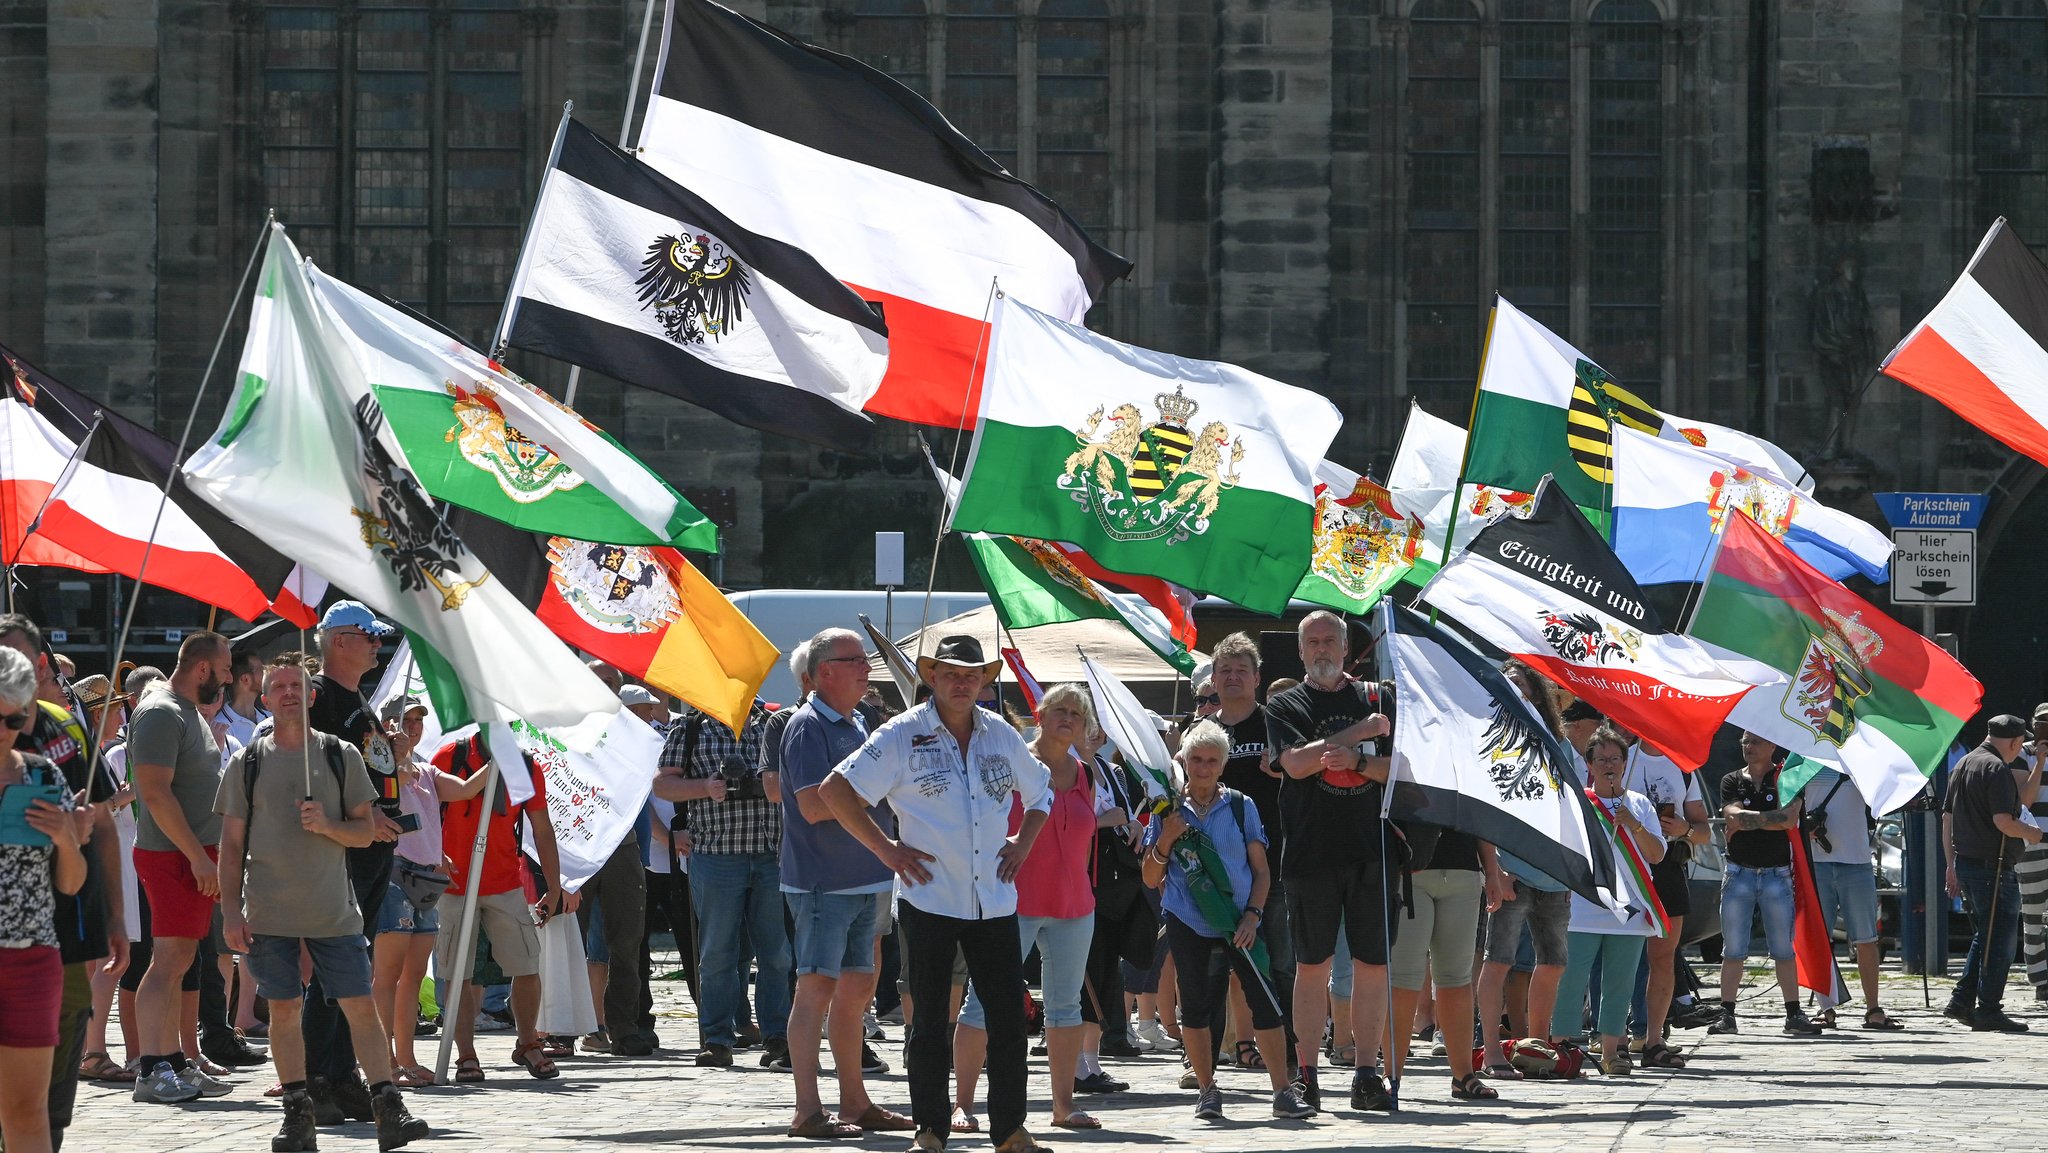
[217,658,429,1151]
[125,632,231,1106]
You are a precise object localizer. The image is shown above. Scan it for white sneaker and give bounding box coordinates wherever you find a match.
[1135,1020,1178,1051]
[176,1063,235,1099]
[132,1062,200,1104]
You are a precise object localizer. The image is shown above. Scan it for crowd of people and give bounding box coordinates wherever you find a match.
[0,602,2038,1153]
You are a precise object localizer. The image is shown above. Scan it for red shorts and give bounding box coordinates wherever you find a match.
[0,945,62,1047]
[133,845,220,939]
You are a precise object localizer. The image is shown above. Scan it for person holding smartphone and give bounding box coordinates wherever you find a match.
[372,697,485,1086]
[0,644,87,1153]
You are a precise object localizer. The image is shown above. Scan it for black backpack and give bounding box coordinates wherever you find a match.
[242,732,349,813]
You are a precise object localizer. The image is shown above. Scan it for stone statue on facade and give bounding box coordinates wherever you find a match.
[1808,252,1873,459]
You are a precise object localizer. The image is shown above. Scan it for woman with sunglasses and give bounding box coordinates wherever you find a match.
[0,645,89,1153]
[1551,723,1665,1077]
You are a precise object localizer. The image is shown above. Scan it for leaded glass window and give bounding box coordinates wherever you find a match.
[1977,0,2048,257]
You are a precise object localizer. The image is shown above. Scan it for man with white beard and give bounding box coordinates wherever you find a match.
[1263,611,1396,1116]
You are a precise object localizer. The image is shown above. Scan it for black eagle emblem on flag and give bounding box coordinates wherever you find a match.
[636,232,752,346]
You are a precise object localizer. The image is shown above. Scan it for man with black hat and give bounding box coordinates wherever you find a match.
[819,635,1053,1153]
[1943,713,2047,1032]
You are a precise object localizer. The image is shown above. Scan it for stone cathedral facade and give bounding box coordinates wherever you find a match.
[4,0,2048,702]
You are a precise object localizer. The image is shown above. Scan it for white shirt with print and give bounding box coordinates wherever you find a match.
[835,701,1052,921]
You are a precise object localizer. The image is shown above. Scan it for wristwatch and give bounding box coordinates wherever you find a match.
[1244,905,1264,920]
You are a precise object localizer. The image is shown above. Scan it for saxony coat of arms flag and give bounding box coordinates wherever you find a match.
[949,297,1341,616]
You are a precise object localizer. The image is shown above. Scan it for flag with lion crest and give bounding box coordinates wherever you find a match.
[950,297,1341,616]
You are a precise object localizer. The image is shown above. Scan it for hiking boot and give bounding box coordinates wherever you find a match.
[372,1083,430,1151]
[696,1043,734,1067]
[1706,1007,1739,1035]
[1350,1070,1394,1112]
[1273,1084,1316,1119]
[1974,1009,2031,1033]
[1782,1010,1823,1036]
[1194,1085,1224,1120]
[305,1077,346,1126]
[1291,1065,1320,1111]
[1943,998,1977,1025]
[762,1035,792,1071]
[327,1073,375,1122]
[272,1088,319,1152]
[133,1061,201,1104]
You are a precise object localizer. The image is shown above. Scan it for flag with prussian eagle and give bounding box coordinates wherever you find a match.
[181,224,619,731]
[949,296,1340,616]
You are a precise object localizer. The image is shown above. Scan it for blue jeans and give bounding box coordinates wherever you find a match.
[690,852,793,1046]
[1955,859,2022,1013]
[1719,864,1796,961]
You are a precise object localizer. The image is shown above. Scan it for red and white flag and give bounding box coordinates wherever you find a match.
[1883,218,2048,465]
[637,0,1131,428]
[0,399,274,621]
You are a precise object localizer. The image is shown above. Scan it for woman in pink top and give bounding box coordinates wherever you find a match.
[952,683,1122,1133]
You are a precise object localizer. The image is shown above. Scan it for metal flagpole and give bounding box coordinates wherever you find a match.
[560,0,663,408]
[433,743,503,1085]
[101,214,271,702]
[917,281,1001,653]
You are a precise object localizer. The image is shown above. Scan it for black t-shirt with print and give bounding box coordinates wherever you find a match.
[1719,766,1792,869]
[1215,705,1283,862]
[1264,681,1391,876]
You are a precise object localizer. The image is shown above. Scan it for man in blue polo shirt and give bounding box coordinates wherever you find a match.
[779,628,914,1139]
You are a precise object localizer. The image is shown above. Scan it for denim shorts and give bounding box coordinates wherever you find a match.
[1483,882,1570,966]
[1720,863,1796,961]
[374,880,442,937]
[787,890,884,978]
[248,934,374,1002]
[1810,861,1879,945]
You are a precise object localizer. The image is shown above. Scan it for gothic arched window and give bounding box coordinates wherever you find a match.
[260,0,529,346]
[1035,0,1113,232]
[1976,0,2048,255]
[850,0,931,98]
[1589,0,1663,385]
[946,0,1019,172]
[1404,0,1483,411]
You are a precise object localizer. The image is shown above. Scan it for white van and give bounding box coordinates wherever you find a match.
[726,588,992,706]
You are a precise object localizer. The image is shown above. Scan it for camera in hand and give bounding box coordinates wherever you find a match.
[721,755,766,801]
[1799,809,1833,854]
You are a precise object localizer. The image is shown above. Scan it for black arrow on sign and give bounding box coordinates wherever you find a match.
[1912,581,1955,599]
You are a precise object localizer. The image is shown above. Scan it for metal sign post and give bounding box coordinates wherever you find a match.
[876,531,905,643]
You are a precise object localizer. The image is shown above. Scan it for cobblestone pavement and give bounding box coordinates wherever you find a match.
[63,967,2039,1152]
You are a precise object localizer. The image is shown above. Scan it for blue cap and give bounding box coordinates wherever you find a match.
[319,600,395,637]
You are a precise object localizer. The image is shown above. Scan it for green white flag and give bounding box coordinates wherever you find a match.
[964,534,1195,675]
[1464,297,1815,521]
[951,297,1340,616]
[308,267,716,551]
[183,224,620,730]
